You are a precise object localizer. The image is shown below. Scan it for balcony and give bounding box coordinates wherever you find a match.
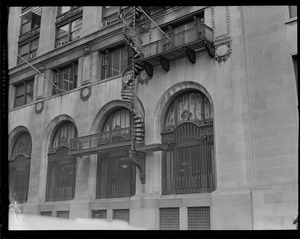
[69,127,133,157]
[138,23,214,68]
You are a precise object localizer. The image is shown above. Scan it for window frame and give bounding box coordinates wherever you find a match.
[161,91,215,195]
[289,6,297,18]
[9,132,32,203]
[101,45,130,79]
[46,122,78,202]
[52,61,78,95]
[55,7,82,48]
[14,78,34,108]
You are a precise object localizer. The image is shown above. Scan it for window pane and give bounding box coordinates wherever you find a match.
[57,24,69,43]
[111,49,121,76]
[289,6,297,18]
[113,209,130,223]
[19,43,29,55]
[31,38,39,51]
[71,18,82,41]
[15,83,25,97]
[20,20,31,35]
[32,14,41,28]
[56,211,69,218]
[58,6,71,15]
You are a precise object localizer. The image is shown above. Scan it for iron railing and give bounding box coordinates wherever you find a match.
[141,24,214,58]
[97,181,135,198]
[70,127,133,152]
[46,186,74,201]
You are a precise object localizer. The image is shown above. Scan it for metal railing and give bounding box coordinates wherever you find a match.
[162,174,215,195]
[46,186,74,201]
[141,24,214,58]
[70,127,133,152]
[97,181,135,198]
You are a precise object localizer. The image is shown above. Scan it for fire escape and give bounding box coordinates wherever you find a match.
[69,6,215,184]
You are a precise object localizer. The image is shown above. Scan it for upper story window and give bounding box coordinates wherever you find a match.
[53,62,78,95]
[14,78,34,108]
[101,46,129,79]
[289,6,297,18]
[9,131,32,203]
[164,13,204,49]
[18,7,42,64]
[56,7,82,47]
[161,91,215,195]
[46,121,78,202]
[57,6,74,15]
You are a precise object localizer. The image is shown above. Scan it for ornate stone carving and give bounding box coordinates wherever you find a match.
[211,6,215,30]
[226,6,231,36]
[19,28,40,42]
[137,70,152,85]
[83,46,92,55]
[56,7,82,23]
[80,86,92,101]
[214,34,232,63]
[35,101,44,114]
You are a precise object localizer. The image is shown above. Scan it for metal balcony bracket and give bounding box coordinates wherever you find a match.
[129,150,146,184]
[183,46,196,64]
[156,55,170,72]
[143,61,153,77]
[201,40,215,58]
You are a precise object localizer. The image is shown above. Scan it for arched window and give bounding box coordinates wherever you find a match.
[9,132,32,203]
[161,91,215,194]
[46,121,77,201]
[96,108,136,198]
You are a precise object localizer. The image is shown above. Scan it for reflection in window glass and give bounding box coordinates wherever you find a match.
[71,18,82,41]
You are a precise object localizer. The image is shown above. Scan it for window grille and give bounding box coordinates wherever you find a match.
[161,91,215,195]
[56,211,69,218]
[188,207,210,230]
[46,122,77,202]
[92,210,107,219]
[159,208,180,230]
[113,209,130,223]
[40,211,52,217]
[96,108,135,199]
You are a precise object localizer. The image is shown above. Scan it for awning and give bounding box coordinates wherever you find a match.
[20,7,42,21]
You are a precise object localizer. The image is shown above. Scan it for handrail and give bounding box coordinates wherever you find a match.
[141,24,214,58]
[121,63,145,119]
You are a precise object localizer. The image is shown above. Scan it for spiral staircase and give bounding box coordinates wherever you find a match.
[121,7,146,145]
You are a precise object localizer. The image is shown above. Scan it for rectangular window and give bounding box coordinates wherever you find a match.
[112,209,130,223]
[92,210,107,219]
[20,14,41,36]
[159,207,180,230]
[289,6,297,18]
[101,46,129,79]
[40,211,52,217]
[187,207,211,230]
[56,211,69,218]
[56,17,82,47]
[53,62,78,95]
[14,79,34,108]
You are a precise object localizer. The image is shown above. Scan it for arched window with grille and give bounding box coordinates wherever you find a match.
[9,132,32,203]
[96,108,136,198]
[46,121,77,201]
[161,91,215,195]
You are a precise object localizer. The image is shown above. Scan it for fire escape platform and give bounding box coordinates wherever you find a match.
[136,24,214,67]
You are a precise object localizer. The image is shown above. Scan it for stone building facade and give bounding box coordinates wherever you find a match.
[7,6,297,229]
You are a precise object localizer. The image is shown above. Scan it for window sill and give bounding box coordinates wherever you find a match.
[285,16,297,24]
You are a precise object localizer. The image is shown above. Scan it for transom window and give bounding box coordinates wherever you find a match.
[46,121,77,201]
[9,132,32,203]
[14,78,34,108]
[96,108,136,198]
[53,62,78,95]
[161,91,215,195]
